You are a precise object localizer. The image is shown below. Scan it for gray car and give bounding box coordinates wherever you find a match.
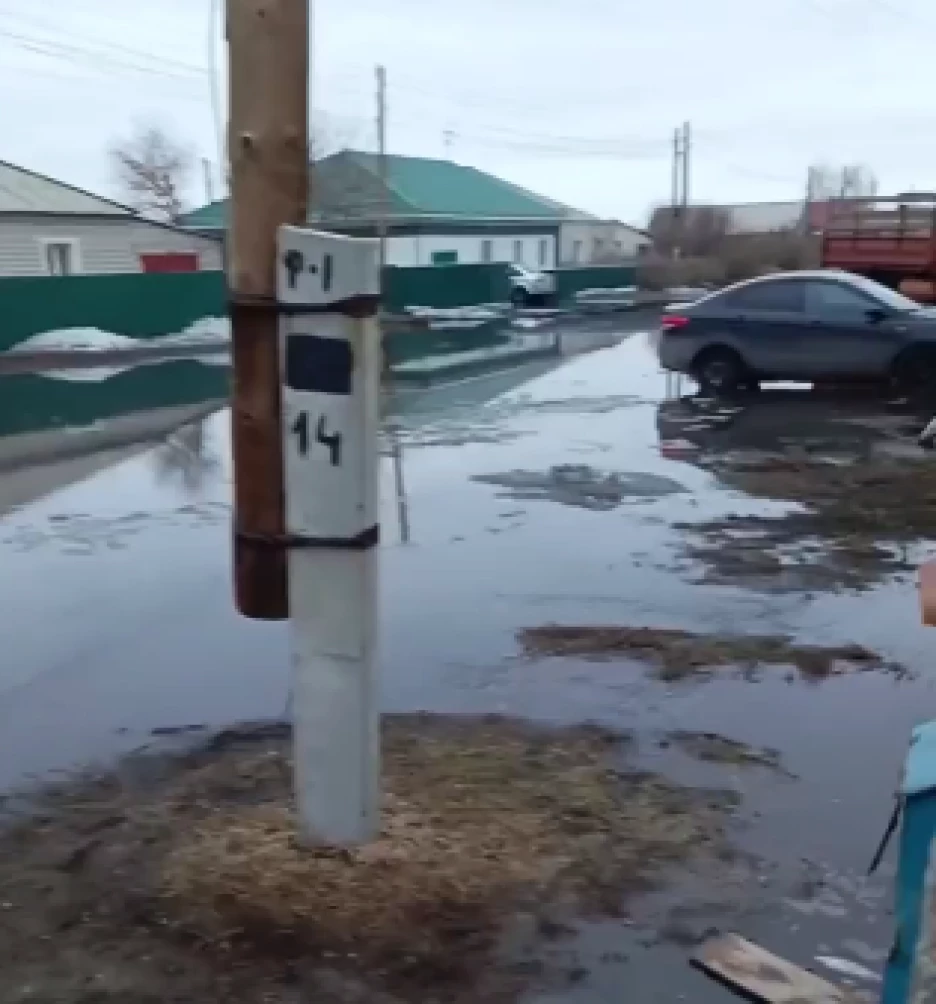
[656,269,936,393]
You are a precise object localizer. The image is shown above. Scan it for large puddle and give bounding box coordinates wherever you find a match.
[2,333,935,999]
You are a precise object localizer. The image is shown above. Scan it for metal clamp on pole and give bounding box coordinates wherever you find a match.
[276,225,381,847]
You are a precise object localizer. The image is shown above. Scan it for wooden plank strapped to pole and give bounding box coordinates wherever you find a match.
[227,0,309,619]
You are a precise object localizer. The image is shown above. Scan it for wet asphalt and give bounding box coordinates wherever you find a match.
[2,327,934,1000]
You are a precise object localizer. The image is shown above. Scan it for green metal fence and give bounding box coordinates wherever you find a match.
[0,264,518,353]
[0,272,228,352]
[551,265,638,303]
[382,263,510,312]
[0,359,229,438]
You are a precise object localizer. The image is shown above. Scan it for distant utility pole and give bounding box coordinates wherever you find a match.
[803,165,815,235]
[681,121,691,211]
[671,123,691,258]
[201,157,214,204]
[227,0,309,620]
[376,64,388,270]
[671,127,682,211]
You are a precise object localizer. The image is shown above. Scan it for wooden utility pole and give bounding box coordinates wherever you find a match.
[227,0,309,620]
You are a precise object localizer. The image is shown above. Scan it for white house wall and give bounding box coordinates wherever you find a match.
[559,221,649,264]
[385,232,556,269]
[0,214,223,276]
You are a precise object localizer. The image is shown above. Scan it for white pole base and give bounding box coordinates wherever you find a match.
[289,546,379,846]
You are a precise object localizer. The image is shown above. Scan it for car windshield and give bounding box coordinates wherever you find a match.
[844,273,920,312]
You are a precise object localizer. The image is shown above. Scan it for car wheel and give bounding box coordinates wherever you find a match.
[693,347,746,396]
[510,287,529,308]
[891,347,936,395]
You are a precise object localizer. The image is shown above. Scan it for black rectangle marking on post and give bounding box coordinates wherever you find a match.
[285,333,353,395]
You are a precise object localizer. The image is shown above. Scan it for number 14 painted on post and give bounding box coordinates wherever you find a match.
[291,410,342,467]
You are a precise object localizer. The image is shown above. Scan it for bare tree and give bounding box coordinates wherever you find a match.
[648,204,731,257]
[807,163,878,201]
[111,124,192,222]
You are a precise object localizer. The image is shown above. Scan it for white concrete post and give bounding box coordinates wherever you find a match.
[276,225,381,846]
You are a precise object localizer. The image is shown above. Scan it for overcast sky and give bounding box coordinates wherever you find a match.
[2,0,934,226]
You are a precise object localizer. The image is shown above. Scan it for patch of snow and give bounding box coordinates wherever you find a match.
[38,366,131,383]
[392,332,558,374]
[429,319,491,330]
[404,305,504,322]
[192,350,231,367]
[37,350,229,384]
[814,956,880,983]
[163,315,230,346]
[576,285,637,299]
[11,328,140,353]
[9,316,231,355]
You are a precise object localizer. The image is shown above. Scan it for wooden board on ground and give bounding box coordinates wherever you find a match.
[691,934,870,1003]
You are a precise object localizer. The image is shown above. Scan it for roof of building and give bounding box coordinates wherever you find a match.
[180,149,575,230]
[0,158,132,216]
[0,158,224,241]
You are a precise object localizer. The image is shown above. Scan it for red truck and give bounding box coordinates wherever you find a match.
[819,194,936,303]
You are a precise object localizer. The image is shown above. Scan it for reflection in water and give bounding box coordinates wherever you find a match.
[151,418,223,497]
[385,424,410,544]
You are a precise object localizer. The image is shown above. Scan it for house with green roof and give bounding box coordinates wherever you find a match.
[179,149,567,270]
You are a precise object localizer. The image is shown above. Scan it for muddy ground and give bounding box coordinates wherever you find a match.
[658,390,936,594]
[0,715,740,1004]
[517,624,904,681]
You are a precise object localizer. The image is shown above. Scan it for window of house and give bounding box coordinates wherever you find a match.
[480,239,493,263]
[430,250,458,265]
[572,240,583,263]
[537,239,548,267]
[592,237,604,258]
[720,280,806,313]
[512,239,523,263]
[42,240,77,275]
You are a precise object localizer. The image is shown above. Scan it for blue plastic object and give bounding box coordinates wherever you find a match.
[882,721,936,1004]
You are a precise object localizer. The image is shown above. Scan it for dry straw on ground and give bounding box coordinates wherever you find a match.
[517,624,900,681]
[0,714,735,1003]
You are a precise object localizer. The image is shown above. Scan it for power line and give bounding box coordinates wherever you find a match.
[0,27,205,82]
[0,7,210,76]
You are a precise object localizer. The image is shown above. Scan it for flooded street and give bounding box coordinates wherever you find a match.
[2,326,935,1000]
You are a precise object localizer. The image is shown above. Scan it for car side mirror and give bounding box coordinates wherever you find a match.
[865,307,888,324]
